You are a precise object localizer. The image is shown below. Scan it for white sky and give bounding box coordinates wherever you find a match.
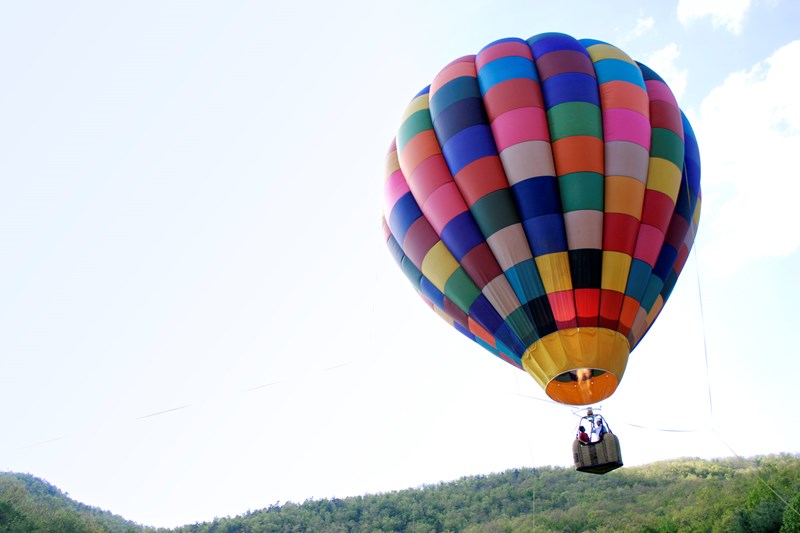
[1,0,799,528]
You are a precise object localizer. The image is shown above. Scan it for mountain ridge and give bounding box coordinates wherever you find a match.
[2,454,799,532]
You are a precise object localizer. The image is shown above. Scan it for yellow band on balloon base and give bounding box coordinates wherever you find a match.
[521,328,630,406]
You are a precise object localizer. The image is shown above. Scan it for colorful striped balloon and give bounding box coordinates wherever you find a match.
[382,33,701,406]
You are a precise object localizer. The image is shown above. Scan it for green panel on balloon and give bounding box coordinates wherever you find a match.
[558,172,604,212]
[650,128,685,168]
[505,306,540,346]
[470,189,520,237]
[641,276,665,312]
[546,102,603,141]
[397,110,433,152]
[443,268,482,313]
[400,256,422,286]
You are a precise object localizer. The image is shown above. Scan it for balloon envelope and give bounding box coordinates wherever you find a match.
[382,33,701,406]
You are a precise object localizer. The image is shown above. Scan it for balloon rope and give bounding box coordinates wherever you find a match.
[691,241,714,422]
[528,440,536,530]
[682,164,714,423]
[518,370,537,529]
[680,160,798,520]
[712,429,800,519]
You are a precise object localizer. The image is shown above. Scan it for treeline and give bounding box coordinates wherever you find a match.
[2,455,800,532]
[175,454,800,533]
[0,472,140,532]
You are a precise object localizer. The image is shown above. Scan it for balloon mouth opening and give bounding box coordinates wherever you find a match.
[521,328,629,406]
[545,369,619,406]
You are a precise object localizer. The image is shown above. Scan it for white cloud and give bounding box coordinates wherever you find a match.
[692,40,800,275]
[645,43,688,103]
[677,0,752,34]
[617,12,655,44]
[631,15,655,39]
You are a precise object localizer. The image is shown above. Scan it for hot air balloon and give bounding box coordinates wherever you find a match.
[382,33,701,414]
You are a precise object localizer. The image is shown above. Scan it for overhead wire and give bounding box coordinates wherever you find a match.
[713,429,800,519]
[684,169,714,423]
[621,422,709,434]
[136,405,191,420]
[21,437,64,450]
[512,391,710,434]
[528,438,536,531]
[682,166,799,522]
[13,231,386,453]
[11,358,359,452]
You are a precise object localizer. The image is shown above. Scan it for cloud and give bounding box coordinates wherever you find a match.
[691,40,800,275]
[616,12,655,45]
[677,0,752,34]
[631,16,655,39]
[644,43,688,103]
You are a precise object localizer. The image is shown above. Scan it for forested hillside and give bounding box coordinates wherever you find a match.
[0,472,140,532]
[2,455,799,532]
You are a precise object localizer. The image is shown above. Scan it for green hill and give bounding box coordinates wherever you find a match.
[0,471,143,532]
[2,455,800,532]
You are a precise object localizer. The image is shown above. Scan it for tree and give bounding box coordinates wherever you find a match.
[782,493,800,533]
[0,500,31,533]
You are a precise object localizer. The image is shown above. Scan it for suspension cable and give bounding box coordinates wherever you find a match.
[713,430,800,519]
[528,439,536,531]
[682,169,799,521]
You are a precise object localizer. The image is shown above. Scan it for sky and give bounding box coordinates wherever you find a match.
[0,0,799,528]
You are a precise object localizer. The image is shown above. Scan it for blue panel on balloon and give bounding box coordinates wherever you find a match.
[468,294,504,335]
[420,276,445,309]
[433,97,488,145]
[528,33,588,57]
[625,258,653,301]
[441,124,498,175]
[593,59,646,89]
[505,259,547,302]
[440,211,486,261]
[430,77,481,119]
[653,244,678,280]
[512,176,561,218]
[523,214,568,256]
[541,73,600,108]
[387,192,422,244]
[477,56,538,93]
[494,321,527,355]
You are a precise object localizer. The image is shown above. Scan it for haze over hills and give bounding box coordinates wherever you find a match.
[1,454,799,532]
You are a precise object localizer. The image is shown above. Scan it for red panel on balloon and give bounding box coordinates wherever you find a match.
[604,213,639,254]
[547,290,577,329]
[599,289,625,328]
[575,288,601,327]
